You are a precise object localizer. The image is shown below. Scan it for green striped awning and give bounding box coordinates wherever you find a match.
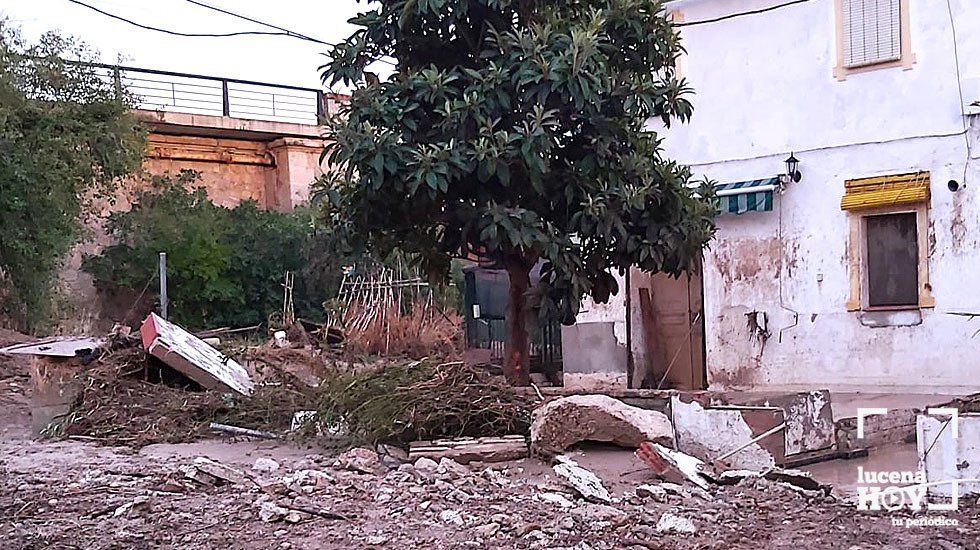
[716,177,778,215]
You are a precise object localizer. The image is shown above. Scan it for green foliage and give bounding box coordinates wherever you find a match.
[0,21,145,329]
[84,172,324,329]
[321,0,717,326]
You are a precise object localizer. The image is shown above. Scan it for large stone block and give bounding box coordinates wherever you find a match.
[530,394,673,455]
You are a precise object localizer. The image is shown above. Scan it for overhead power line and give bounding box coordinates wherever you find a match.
[67,0,397,67]
[675,0,815,27]
[183,0,329,45]
[66,0,295,38]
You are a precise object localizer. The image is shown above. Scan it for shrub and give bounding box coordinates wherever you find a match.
[84,171,322,329]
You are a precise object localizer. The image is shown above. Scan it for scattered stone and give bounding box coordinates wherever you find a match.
[473,522,501,537]
[253,458,281,473]
[552,456,611,503]
[439,509,464,526]
[635,484,668,502]
[336,448,383,475]
[438,457,471,478]
[536,492,575,509]
[655,512,697,534]
[193,457,248,485]
[258,501,289,523]
[414,457,440,475]
[570,503,628,527]
[112,495,149,517]
[530,395,673,456]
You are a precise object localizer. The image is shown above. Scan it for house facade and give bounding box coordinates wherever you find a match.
[564,0,980,393]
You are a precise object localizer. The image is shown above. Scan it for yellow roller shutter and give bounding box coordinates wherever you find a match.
[840,172,930,211]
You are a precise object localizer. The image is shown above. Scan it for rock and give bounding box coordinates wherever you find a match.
[571,503,628,527]
[536,492,575,509]
[438,457,471,478]
[635,484,668,502]
[253,458,281,473]
[552,456,611,503]
[259,501,289,522]
[193,457,248,485]
[336,448,383,475]
[439,509,464,526]
[473,522,501,537]
[366,535,387,546]
[414,457,440,475]
[655,512,697,534]
[112,495,149,517]
[530,394,673,455]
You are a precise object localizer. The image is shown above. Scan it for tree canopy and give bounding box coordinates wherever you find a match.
[321,0,716,383]
[0,22,144,329]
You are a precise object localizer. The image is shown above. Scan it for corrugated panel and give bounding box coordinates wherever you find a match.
[840,172,930,210]
[842,0,901,68]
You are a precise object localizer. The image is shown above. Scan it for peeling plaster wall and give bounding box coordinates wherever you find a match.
[561,276,630,389]
[658,0,980,392]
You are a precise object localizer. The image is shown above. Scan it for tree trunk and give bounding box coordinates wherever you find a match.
[503,256,532,386]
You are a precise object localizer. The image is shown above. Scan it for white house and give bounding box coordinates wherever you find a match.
[562,0,980,394]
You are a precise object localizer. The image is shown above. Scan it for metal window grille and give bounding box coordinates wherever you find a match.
[842,0,902,68]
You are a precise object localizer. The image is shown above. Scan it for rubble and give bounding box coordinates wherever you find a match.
[336,447,384,475]
[192,456,249,485]
[253,458,281,473]
[530,394,672,456]
[552,455,611,503]
[635,441,713,491]
[408,435,528,464]
[655,512,697,535]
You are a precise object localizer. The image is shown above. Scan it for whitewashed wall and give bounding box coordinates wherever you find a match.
[655,0,980,392]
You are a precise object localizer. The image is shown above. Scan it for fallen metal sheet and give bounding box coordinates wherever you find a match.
[670,396,786,470]
[0,337,104,358]
[140,313,253,396]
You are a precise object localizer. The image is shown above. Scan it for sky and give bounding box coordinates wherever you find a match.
[0,0,371,90]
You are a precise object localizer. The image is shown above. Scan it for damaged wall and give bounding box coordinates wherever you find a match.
[657,0,980,392]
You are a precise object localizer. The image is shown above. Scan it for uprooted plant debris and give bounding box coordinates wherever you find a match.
[315,360,534,446]
[49,345,533,449]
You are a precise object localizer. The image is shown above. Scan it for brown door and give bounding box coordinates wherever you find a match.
[629,267,705,390]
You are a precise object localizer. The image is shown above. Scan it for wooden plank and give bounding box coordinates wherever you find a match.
[409,435,527,464]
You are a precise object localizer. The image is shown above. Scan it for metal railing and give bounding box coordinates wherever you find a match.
[90,63,326,125]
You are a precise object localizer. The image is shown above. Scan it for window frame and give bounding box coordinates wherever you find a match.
[834,0,915,81]
[846,202,933,312]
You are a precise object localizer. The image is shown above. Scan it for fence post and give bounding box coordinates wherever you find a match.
[112,66,123,99]
[221,80,230,116]
[159,252,168,320]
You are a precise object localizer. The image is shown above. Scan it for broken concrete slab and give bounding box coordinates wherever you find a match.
[530,395,672,456]
[553,455,611,503]
[917,412,980,497]
[670,396,784,470]
[140,313,253,396]
[741,390,835,456]
[192,457,249,485]
[408,435,527,464]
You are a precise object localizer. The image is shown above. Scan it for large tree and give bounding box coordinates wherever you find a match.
[0,22,144,329]
[321,0,716,384]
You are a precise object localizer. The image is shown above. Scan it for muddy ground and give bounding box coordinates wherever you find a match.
[1,343,979,549]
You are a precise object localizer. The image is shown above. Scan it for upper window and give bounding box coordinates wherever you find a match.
[835,0,913,79]
[842,0,902,68]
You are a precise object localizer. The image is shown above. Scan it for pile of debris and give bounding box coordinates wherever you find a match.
[1,312,526,450]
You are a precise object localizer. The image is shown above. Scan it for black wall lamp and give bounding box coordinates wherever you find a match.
[783,152,802,184]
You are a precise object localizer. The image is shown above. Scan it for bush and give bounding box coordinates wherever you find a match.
[84,171,324,329]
